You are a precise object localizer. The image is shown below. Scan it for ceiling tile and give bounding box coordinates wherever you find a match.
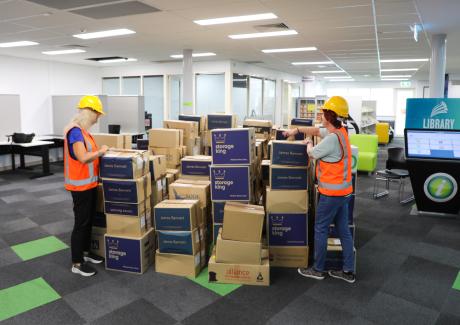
[26,0,118,10]
[70,1,160,19]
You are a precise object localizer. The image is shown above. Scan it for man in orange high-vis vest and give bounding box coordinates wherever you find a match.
[284,96,355,283]
[64,95,108,277]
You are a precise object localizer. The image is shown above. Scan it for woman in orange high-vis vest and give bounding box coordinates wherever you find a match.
[64,95,108,277]
[284,96,356,283]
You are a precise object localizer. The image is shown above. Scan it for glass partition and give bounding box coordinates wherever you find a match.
[122,76,141,95]
[102,77,120,95]
[232,73,248,124]
[196,73,225,115]
[143,76,164,128]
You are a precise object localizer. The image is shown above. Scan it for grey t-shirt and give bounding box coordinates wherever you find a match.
[309,128,343,162]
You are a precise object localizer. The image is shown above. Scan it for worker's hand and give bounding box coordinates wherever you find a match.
[98,145,109,156]
[304,137,313,146]
[282,129,295,138]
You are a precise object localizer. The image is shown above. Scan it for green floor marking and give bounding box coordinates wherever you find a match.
[453,271,460,291]
[0,277,61,321]
[188,267,241,296]
[11,236,68,261]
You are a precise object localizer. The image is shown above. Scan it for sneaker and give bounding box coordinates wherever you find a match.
[71,263,97,277]
[83,252,104,264]
[298,267,326,280]
[328,270,356,283]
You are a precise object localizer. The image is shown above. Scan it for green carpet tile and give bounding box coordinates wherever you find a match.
[188,267,241,296]
[11,236,68,261]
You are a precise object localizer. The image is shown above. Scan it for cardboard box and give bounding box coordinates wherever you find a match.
[149,155,167,181]
[160,199,203,227]
[168,180,210,208]
[166,168,180,180]
[102,173,152,203]
[154,200,199,231]
[157,228,201,255]
[136,139,149,150]
[96,183,104,213]
[222,202,265,242]
[106,210,151,237]
[210,165,251,201]
[243,119,272,140]
[179,114,206,132]
[105,228,154,274]
[150,147,182,168]
[325,245,357,271]
[267,213,308,246]
[211,128,255,165]
[155,250,202,277]
[105,198,151,217]
[91,226,106,257]
[93,133,131,149]
[213,223,223,245]
[216,230,262,265]
[261,160,270,182]
[163,119,199,140]
[270,165,308,190]
[100,149,149,179]
[208,250,270,286]
[266,188,308,213]
[148,128,183,148]
[268,246,309,268]
[212,201,226,224]
[207,114,237,130]
[150,178,164,209]
[185,137,201,156]
[271,141,308,167]
[181,156,212,177]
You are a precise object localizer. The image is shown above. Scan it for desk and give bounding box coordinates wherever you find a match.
[0,141,54,179]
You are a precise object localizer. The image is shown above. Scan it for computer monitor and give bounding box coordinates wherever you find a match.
[405,128,460,160]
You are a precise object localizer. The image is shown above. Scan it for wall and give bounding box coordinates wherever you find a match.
[0,54,101,169]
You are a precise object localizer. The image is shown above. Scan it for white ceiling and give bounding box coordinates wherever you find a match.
[0,0,459,81]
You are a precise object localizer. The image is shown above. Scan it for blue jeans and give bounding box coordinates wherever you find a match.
[313,194,354,273]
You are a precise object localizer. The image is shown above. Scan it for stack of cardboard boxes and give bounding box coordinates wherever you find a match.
[100,149,155,274]
[149,128,185,169]
[266,140,310,267]
[149,155,167,214]
[180,155,212,181]
[325,145,358,270]
[179,114,207,155]
[90,184,107,258]
[203,114,237,155]
[210,128,256,243]
[163,120,200,156]
[154,199,206,277]
[208,202,269,286]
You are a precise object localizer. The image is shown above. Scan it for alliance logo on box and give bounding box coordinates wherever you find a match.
[213,133,235,155]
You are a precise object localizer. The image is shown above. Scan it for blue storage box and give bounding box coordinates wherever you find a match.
[102,174,151,204]
[271,141,308,167]
[181,156,212,176]
[268,213,308,246]
[154,201,199,231]
[210,165,251,201]
[207,114,235,130]
[211,129,254,165]
[270,165,308,190]
[157,229,201,255]
[100,150,149,179]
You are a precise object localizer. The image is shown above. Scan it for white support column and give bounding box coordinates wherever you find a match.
[163,75,170,120]
[429,34,447,98]
[182,49,194,114]
[225,61,233,114]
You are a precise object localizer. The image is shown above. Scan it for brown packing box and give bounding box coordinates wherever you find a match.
[166,168,180,179]
[102,173,152,204]
[216,229,262,265]
[157,228,202,255]
[163,120,199,140]
[106,209,152,237]
[148,128,183,148]
[185,137,201,156]
[169,179,210,209]
[266,187,308,213]
[101,149,150,180]
[222,202,265,242]
[159,199,204,226]
[243,119,273,140]
[154,200,200,231]
[208,249,270,286]
[181,146,187,158]
[150,147,182,169]
[96,183,104,213]
[91,226,106,257]
[268,246,309,268]
[149,155,167,181]
[150,178,164,208]
[105,197,151,218]
[93,133,132,149]
[155,250,202,277]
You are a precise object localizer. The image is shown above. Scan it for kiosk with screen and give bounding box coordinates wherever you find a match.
[405,98,460,215]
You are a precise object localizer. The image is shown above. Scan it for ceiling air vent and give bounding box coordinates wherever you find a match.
[62,44,88,48]
[86,56,124,61]
[243,61,264,64]
[151,60,182,64]
[253,23,290,32]
[70,1,160,19]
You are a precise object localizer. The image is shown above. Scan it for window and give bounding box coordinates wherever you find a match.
[249,77,263,117]
[348,88,371,99]
[196,73,225,115]
[263,79,276,122]
[143,76,164,128]
[169,75,182,120]
[370,88,394,117]
[232,73,248,124]
[102,77,119,95]
[122,76,141,95]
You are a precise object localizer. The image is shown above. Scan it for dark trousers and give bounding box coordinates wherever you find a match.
[70,187,97,264]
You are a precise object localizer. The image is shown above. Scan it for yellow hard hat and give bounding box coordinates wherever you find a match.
[78,95,105,115]
[323,96,349,118]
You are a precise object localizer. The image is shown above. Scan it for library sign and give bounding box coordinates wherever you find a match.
[406,98,460,130]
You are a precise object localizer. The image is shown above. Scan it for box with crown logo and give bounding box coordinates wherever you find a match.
[211,128,255,165]
[104,228,154,274]
[210,165,252,201]
[267,213,308,246]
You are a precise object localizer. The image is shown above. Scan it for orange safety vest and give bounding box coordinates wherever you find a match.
[63,124,99,191]
[316,127,353,196]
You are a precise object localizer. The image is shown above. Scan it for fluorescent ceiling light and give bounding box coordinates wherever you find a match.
[262,47,317,53]
[292,61,334,65]
[380,58,429,63]
[380,78,409,81]
[329,79,355,82]
[324,76,352,79]
[194,13,277,25]
[0,41,38,48]
[312,70,345,74]
[381,75,411,78]
[381,68,418,72]
[99,58,137,63]
[229,30,298,39]
[42,49,86,55]
[73,28,135,40]
[170,52,216,59]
